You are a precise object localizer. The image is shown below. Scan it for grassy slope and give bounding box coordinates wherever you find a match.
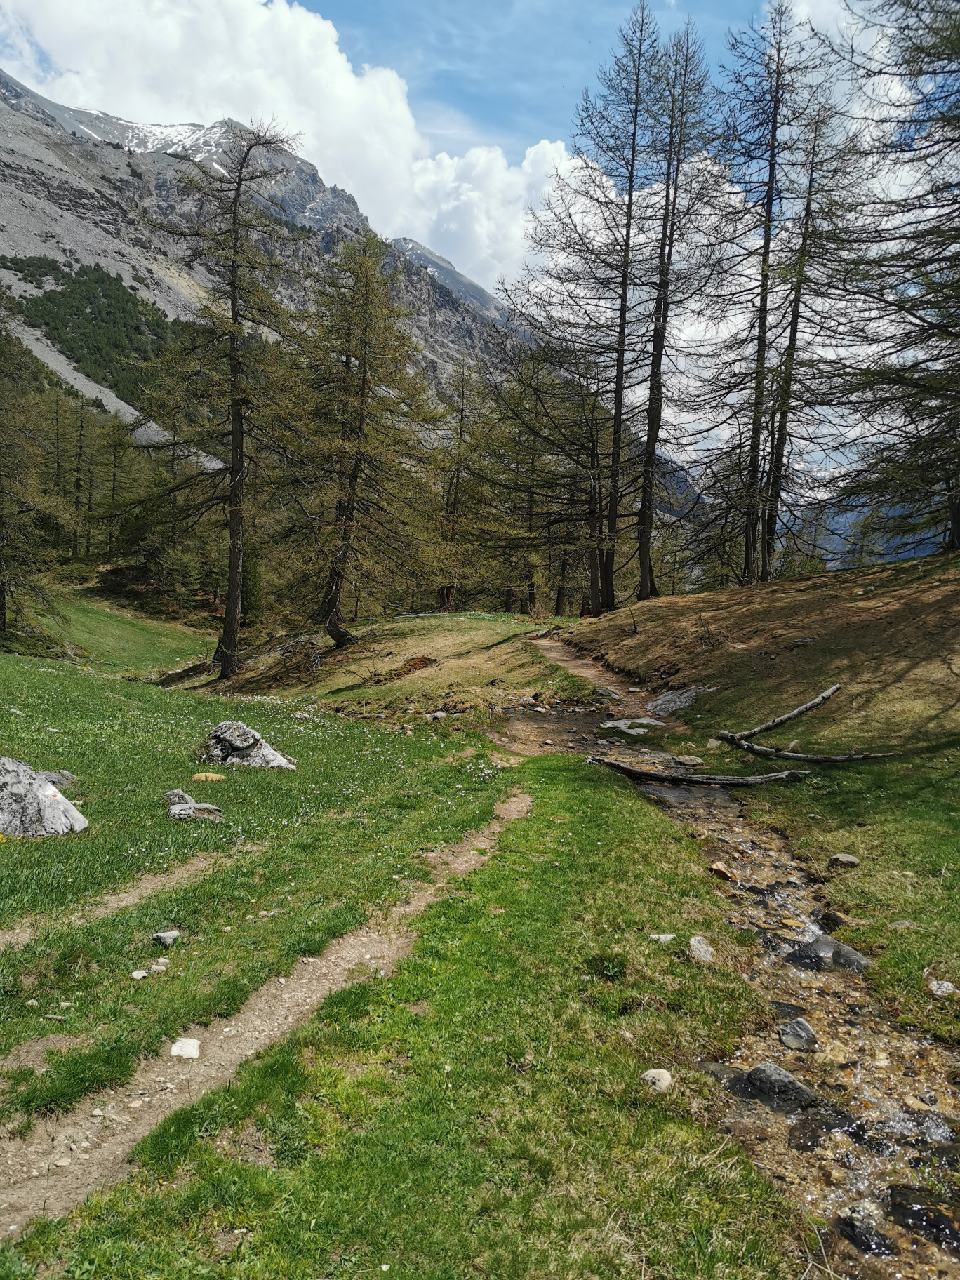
[571,554,960,1041]
[2,590,213,676]
[226,613,591,715]
[0,599,806,1276]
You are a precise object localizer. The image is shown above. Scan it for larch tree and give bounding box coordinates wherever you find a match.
[155,121,295,676]
[504,1,659,613]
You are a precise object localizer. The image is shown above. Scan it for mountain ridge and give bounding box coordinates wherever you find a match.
[0,67,503,385]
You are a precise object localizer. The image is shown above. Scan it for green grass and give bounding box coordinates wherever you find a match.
[4,757,804,1279]
[45,591,213,675]
[2,589,213,676]
[0,650,511,1118]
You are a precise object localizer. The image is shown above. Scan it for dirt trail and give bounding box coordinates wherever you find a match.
[0,792,532,1238]
[0,852,225,953]
[499,637,960,1280]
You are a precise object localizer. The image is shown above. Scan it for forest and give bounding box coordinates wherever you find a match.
[0,0,956,675]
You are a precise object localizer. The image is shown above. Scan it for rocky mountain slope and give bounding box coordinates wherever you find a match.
[0,68,503,392]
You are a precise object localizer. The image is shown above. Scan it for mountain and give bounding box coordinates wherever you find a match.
[0,68,502,398]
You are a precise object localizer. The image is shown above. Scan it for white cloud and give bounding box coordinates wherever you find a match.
[0,0,568,288]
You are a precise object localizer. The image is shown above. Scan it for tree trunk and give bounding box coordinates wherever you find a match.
[946,477,960,551]
[601,32,646,613]
[761,119,818,582]
[743,51,784,584]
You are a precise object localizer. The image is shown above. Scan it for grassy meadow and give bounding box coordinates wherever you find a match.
[0,598,807,1277]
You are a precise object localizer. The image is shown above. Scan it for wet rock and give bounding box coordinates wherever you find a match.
[640,1068,673,1093]
[778,1016,818,1052]
[887,1184,960,1254]
[771,1000,806,1020]
[789,1104,861,1151]
[817,908,855,932]
[152,929,181,948]
[688,935,715,964]
[731,1061,818,1113]
[0,757,88,837]
[836,1202,897,1257]
[912,1142,960,1170]
[785,933,872,973]
[205,722,295,770]
[829,853,860,869]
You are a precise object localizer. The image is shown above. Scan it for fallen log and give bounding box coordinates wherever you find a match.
[590,756,809,788]
[730,685,841,740]
[718,733,897,764]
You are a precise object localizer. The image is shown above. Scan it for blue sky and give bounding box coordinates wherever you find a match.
[308,0,753,159]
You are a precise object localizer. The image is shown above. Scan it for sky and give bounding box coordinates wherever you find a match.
[0,0,839,290]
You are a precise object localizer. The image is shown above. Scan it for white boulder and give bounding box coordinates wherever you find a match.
[0,757,88,837]
[205,721,295,770]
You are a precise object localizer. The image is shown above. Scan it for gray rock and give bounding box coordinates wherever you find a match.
[732,1061,818,1112]
[205,722,295,770]
[0,756,88,837]
[778,1016,818,1052]
[673,754,705,767]
[688,934,715,964]
[165,790,222,822]
[647,686,715,716]
[152,929,181,948]
[170,1037,200,1060]
[829,853,860,869]
[38,769,76,790]
[927,977,958,999]
[785,933,872,973]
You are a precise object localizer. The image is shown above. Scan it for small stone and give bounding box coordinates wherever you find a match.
[130,970,148,981]
[778,1017,818,1052]
[785,933,872,973]
[927,977,958,999]
[888,919,916,930]
[25,998,38,1008]
[688,935,715,964]
[829,853,860,869]
[426,711,448,721]
[152,930,181,948]
[641,1068,673,1093]
[170,1038,200,1060]
[650,933,676,943]
[675,755,704,767]
[732,1061,818,1112]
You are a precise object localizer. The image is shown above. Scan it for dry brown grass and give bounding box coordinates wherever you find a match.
[570,555,960,747]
